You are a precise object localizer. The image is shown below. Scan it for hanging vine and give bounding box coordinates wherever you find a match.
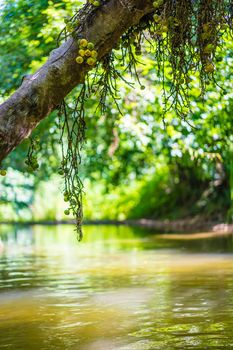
[22,0,233,240]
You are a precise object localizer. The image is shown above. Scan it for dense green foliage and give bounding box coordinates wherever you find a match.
[0,0,232,225]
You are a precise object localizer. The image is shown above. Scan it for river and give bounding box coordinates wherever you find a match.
[0,225,233,349]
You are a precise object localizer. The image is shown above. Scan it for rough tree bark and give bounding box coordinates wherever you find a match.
[0,0,154,163]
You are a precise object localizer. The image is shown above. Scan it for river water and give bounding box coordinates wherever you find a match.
[0,225,233,350]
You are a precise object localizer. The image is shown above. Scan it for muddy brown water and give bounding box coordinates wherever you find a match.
[0,225,233,349]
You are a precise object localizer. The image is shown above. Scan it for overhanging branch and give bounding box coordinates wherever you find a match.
[0,0,153,162]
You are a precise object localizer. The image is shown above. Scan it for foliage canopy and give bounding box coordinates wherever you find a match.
[0,0,232,237]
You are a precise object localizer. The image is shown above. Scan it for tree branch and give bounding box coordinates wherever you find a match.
[0,0,153,163]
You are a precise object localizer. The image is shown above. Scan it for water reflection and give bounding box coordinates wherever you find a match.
[0,225,233,349]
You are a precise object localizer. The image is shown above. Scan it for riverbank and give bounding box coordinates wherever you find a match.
[0,218,232,234]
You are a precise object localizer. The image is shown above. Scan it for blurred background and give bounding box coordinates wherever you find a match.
[0,0,232,225]
[0,2,233,349]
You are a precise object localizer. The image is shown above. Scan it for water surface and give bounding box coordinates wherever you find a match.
[0,225,233,349]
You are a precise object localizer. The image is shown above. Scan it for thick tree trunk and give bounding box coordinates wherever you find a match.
[0,0,153,163]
